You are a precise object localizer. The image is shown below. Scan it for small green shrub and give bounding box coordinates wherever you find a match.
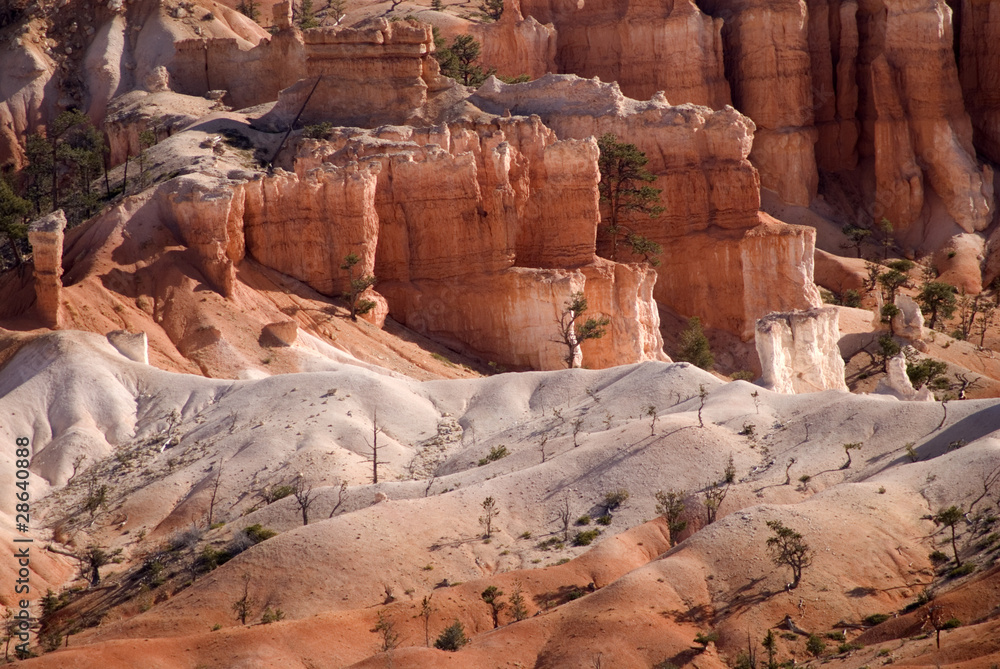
[929,550,950,564]
[243,524,277,543]
[434,620,468,651]
[596,514,613,526]
[261,607,285,624]
[575,515,591,526]
[806,634,826,657]
[302,122,332,139]
[941,617,961,629]
[478,445,509,466]
[863,613,890,626]
[949,564,975,578]
[572,529,601,546]
[693,630,719,648]
[842,289,862,308]
[602,489,630,512]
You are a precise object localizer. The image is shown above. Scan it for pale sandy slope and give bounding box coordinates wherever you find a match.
[2,331,998,668]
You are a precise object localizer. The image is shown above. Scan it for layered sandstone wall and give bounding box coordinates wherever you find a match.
[955,0,1000,163]
[473,0,557,79]
[471,75,823,340]
[517,0,731,107]
[304,118,665,369]
[698,0,819,206]
[855,0,993,239]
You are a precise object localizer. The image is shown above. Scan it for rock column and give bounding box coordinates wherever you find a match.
[28,210,67,329]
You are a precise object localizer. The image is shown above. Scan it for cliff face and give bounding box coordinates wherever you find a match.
[957,0,1000,164]
[517,0,731,107]
[509,0,997,263]
[473,0,557,80]
[699,0,819,207]
[294,117,665,369]
[471,75,823,340]
[856,0,993,238]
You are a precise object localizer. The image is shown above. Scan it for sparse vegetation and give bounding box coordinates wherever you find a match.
[478,444,509,466]
[573,529,601,546]
[479,496,500,538]
[655,489,687,547]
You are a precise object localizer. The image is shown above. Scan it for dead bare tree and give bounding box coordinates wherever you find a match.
[291,474,316,526]
[955,372,982,399]
[207,461,225,527]
[784,458,796,486]
[555,493,571,541]
[538,435,549,463]
[328,480,349,518]
[68,454,87,483]
[363,409,387,484]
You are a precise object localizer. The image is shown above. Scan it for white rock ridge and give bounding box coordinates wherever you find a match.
[874,353,934,402]
[755,307,848,394]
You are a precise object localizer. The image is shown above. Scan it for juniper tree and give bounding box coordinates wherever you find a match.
[477,0,503,20]
[677,317,714,370]
[479,496,500,538]
[654,489,687,547]
[554,291,609,369]
[435,34,493,87]
[918,281,957,330]
[644,404,658,435]
[841,224,871,258]
[481,585,506,628]
[765,520,812,589]
[341,253,377,321]
[232,572,256,624]
[841,442,862,469]
[933,505,964,567]
[596,133,663,264]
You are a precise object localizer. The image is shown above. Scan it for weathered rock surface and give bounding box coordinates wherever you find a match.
[874,352,934,401]
[857,0,993,238]
[471,75,822,340]
[0,29,56,169]
[242,164,380,298]
[261,321,297,347]
[814,248,867,294]
[28,210,67,329]
[698,0,819,206]
[756,307,848,394]
[955,0,1000,164]
[106,330,149,363]
[296,117,666,369]
[474,0,557,80]
[934,233,985,294]
[891,294,924,340]
[517,0,731,107]
[252,19,454,131]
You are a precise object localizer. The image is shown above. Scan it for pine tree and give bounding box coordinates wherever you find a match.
[677,317,714,370]
[596,133,664,264]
